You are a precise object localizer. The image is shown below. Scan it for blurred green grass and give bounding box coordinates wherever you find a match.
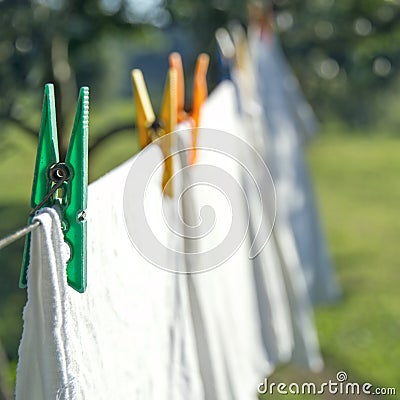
[309,129,400,396]
[260,127,400,399]
[0,115,399,397]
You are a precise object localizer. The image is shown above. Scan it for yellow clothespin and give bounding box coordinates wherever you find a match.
[231,25,248,71]
[131,68,177,197]
[168,52,209,165]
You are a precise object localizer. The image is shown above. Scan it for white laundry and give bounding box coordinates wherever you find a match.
[229,27,294,366]
[15,208,74,400]
[177,82,271,400]
[199,79,322,372]
[248,27,340,305]
[15,145,204,400]
[272,38,319,143]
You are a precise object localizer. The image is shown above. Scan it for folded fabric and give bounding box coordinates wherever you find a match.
[194,80,323,375]
[249,26,340,305]
[178,82,271,400]
[270,35,319,143]
[16,145,204,400]
[229,35,294,366]
[16,208,73,400]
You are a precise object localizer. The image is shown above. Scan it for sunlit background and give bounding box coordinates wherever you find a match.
[0,0,399,398]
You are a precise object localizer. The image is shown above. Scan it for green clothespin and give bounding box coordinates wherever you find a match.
[20,83,89,293]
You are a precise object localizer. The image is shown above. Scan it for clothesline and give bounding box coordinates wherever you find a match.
[0,222,40,251]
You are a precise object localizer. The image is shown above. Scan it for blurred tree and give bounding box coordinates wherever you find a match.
[272,0,400,125]
[0,0,143,157]
[1,0,400,150]
[169,0,400,126]
[167,0,247,88]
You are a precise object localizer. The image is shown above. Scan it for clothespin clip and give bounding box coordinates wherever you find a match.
[215,28,235,81]
[20,84,89,293]
[168,52,209,165]
[131,67,177,197]
[248,2,274,41]
[229,23,251,71]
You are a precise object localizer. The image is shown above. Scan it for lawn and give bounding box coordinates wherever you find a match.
[260,128,400,399]
[0,119,399,398]
[309,130,400,397]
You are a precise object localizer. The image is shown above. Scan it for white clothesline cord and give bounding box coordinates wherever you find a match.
[0,221,41,251]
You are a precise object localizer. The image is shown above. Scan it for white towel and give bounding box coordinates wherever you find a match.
[249,28,340,305]
[16,208,73,400]
[198,80,323,372]
[271,37,319,143]
[229,31,295,366]
[177,82,271,400]
[16,145,204,400]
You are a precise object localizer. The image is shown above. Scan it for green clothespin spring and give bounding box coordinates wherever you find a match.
[20,84,89,293]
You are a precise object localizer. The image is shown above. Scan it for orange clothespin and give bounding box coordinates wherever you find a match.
[131,68,177,197]
[248,2,274,41]
[168,52,209,165]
